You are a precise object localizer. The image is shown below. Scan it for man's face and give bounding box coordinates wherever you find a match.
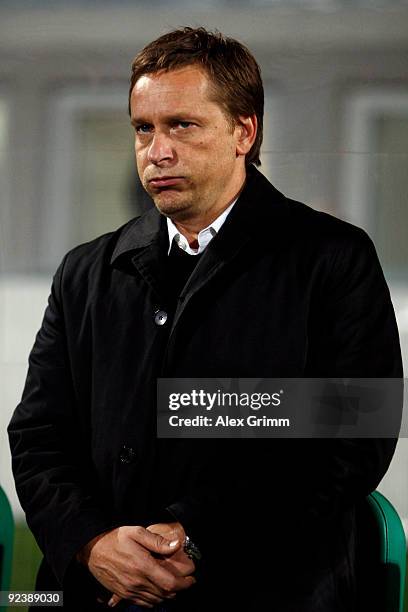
[130,65,247,222]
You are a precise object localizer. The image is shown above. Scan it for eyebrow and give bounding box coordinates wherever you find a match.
[130,113,201,127]
[130,117,145,127]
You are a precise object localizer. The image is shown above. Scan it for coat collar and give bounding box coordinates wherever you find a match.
[110,165,289,327]
[110,165,288,271]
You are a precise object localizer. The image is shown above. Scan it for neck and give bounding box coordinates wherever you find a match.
[172,178,246,247]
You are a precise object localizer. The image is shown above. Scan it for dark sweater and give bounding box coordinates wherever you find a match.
[161,239,203,311]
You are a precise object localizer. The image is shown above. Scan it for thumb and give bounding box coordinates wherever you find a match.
[131,526,181,554]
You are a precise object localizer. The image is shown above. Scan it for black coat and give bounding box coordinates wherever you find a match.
[8,167,403,611]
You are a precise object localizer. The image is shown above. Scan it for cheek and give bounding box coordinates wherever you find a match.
[135,156,148,184]
[135,147,146,170]
[204,138,237,169]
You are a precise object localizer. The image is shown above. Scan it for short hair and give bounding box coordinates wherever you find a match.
[128,26,264,167]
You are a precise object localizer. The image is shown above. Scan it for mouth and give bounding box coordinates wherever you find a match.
[148,176,184,189]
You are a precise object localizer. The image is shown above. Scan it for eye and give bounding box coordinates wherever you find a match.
[172,120,195,130]
[135,124,152,134]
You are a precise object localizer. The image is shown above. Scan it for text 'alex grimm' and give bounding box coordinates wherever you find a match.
[168,415,290,428]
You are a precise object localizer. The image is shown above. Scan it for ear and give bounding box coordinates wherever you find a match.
[235,114,258,157]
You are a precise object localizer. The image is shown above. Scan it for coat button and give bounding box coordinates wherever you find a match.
[119,445,137,464]
[154,310,168,326]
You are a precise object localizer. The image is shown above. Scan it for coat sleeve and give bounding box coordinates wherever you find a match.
[7,255,120,586]
[296,226,404,523]
[163,226,404,548]
[308,225,403,379]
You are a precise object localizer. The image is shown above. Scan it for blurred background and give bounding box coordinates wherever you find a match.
[0,0,407,609]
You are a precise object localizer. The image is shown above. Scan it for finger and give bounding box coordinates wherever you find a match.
[108,587,168,608]
[147,570,196,595]
[130,590,165,605]
[125,548,191,596]
[140,571,179,599]
[146,524,178,537]
[179,575,197,591]
[129,525,181,555]
[107,594,122,607]
[143,559,196,595]
[156,552,195,578]
[108,568,174,602]
[131,600,154,609]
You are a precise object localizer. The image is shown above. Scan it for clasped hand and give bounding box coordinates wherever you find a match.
[77,521,196,609]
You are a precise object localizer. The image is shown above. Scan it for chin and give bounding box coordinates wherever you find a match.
[153,194,191,218]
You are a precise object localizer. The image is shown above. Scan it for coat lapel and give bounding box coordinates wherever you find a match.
[110,206,168,300]
[170,166,288,332]
[110,166,288,317]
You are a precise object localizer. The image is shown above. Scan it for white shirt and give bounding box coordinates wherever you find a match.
[166,199,237,256]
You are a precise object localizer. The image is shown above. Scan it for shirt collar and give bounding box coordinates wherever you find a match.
[166,198,237,256]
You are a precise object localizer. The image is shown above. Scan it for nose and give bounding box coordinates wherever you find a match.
[147,132,174,165]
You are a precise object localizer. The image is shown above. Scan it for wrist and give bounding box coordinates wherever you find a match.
[183,535,202,564]
[75,531,109,566]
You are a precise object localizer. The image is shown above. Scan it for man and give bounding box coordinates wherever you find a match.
[8,27,402,612]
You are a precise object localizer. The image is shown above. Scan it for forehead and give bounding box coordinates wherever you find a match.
[130,65,217,115]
